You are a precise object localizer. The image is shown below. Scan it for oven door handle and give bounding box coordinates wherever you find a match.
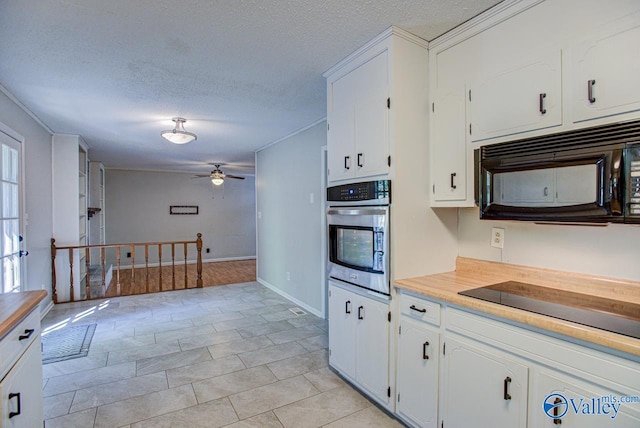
[327,208,388,216]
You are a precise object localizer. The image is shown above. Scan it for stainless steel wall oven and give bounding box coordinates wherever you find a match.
[326,180,390,296]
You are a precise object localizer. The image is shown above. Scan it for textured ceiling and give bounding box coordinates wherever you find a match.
[0,0,502,174]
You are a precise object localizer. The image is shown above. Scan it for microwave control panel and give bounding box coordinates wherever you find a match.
[627,143,640,218]
[327,180,391,204]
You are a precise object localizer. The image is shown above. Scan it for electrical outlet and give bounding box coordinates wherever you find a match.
[491,228,505,249]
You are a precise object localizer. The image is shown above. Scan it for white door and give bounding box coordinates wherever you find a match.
[397,315,440,428]
[354,295,390,405]
[328,284,356,377]
[470,51,562,142]
[443,336,528,428]
[0,129,23,294]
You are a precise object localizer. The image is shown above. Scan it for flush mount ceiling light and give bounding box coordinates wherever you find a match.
[161,117,197,144]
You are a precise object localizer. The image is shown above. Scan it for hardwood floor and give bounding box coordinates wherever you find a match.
[103,259,256,298]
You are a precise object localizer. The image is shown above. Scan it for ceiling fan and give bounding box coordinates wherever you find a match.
[193,164,246,186]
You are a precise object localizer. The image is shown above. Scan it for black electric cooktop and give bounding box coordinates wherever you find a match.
[459,281,640,340]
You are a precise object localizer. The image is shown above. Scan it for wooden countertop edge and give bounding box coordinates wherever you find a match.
[0,290,48,340]
[395,276,640,358]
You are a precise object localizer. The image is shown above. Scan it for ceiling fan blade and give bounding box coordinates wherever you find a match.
[225,174,245,180]
[193,174,213,178]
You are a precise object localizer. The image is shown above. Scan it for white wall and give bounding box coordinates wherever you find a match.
[0,89,53,309]
[458,208,640,281]
[105,169,256,263]
[256,122,326,316]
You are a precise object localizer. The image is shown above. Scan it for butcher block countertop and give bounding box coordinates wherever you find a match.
[395,257,640,357]
[0,290,47,340]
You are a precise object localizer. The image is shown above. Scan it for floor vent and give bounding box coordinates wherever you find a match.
[289,307,306,316]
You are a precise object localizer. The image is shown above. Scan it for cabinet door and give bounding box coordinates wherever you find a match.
[470,51,562,142]
[432,86,468,203]
[530,370,640,427]
[354,295,390,405]
[328,284,356,378]
[0,338,44,428]
[327,51,389,182]
[353,53,389,179]
[442,336,528,428]
[397,315,440,428]
[572,16,640,123]
[328,59,358,182]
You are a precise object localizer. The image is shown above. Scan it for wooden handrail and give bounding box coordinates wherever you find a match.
[51,233,203,303]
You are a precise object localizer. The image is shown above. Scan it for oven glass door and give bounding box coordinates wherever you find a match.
[327,207,389,295]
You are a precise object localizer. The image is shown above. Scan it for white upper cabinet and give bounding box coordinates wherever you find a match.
[470,51,562,142]
[431,86,469,203]
[572,14,640,123]
[327,51,389,182]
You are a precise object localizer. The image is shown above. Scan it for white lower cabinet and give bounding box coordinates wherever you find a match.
[328,282,391,408]
[1,338,43,427]
[442,335,528,428]
[396,314,440,428]
[530,370,640,427]
[389,292,640,428]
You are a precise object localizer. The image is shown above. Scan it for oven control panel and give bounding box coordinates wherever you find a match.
[627,143,640,219]
[327,180,391,204]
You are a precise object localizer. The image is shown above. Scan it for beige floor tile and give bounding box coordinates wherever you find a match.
[70,371,168,412]
[229,375,320,419]
[322,405,404,428]
[94,384,197,428]
[44,408,98,428]
[130,397,238,427]
[43,391,75,419]
[166,354,247,387]
[43,352,109,378]
[267,349,328,380]
[107,341,181,365]
[154,324,215,343]
[207,335,274,359]
[237,341,307,367]
[192,365,278,403]
[303,367,347,392]
[136,347,212,376]
[273,386,371,428]
[44,362,137,397]
[267,325,325,345]
[178,329,242,351]
[222,411,284,428]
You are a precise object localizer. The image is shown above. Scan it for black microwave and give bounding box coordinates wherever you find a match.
[476,121,640,224]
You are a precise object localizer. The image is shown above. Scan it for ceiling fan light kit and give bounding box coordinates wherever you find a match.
[211,176,224,186]
[161,117,197,144]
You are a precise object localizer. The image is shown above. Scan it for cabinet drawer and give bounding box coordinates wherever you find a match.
[399,293,441,326]
[0,309,41,380]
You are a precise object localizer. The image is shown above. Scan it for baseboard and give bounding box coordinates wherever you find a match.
[257,277,324,318]
[40,300,55,319]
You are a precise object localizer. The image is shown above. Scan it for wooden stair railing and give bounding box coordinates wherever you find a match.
[51,233,203,303]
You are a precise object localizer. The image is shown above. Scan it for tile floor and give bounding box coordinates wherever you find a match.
[41,281,405,427]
